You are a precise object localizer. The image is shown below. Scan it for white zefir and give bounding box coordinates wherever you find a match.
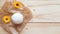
[11,12,23,24]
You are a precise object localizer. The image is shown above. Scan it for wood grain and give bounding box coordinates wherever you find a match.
[21,23,60,34]
[0,0,60,34]
[0,23,60,34]
[20,1,60,22]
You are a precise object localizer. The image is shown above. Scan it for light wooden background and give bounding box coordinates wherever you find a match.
[0,0,60,34]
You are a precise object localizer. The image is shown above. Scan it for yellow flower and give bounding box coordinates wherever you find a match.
[3,15,11,24]
[13,2,22,8]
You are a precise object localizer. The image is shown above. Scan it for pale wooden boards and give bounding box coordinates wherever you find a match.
[21,1,60,22]
[21,23,60,34]
[0,0,60,34]
[0,23,60,34]
[29,5,60,22]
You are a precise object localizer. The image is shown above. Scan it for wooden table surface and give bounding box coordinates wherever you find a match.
[0,0,60,34]
[0,23,60,34]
